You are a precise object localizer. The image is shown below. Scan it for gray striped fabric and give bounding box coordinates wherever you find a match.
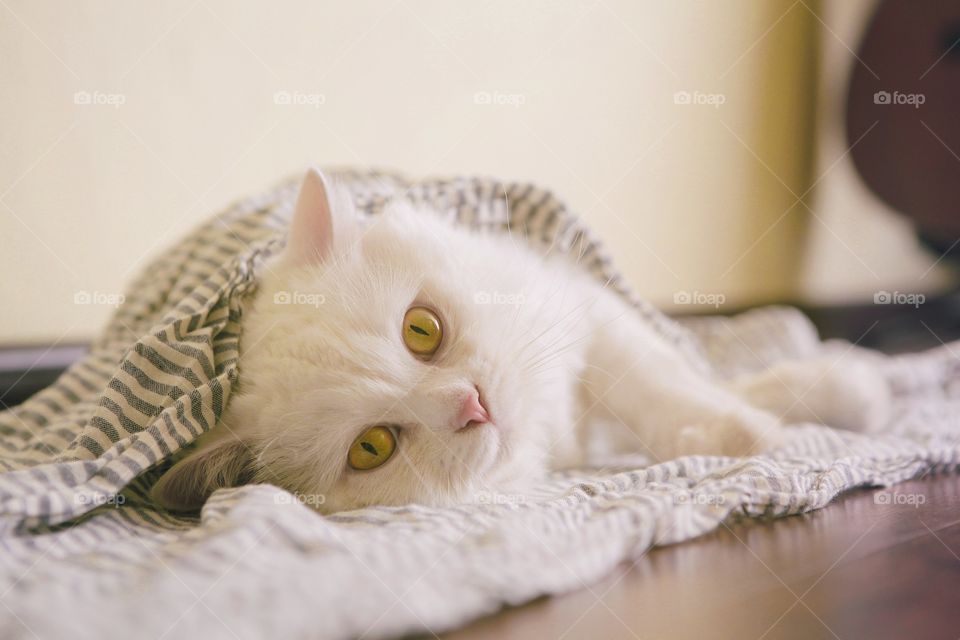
[2,170,958,640]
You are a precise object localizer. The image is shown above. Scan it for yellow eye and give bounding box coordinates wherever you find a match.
[402,306,443,357]
[347,426,397,470]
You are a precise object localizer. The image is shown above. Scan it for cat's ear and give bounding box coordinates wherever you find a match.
[151,431,255,512]
[283,167,349,264]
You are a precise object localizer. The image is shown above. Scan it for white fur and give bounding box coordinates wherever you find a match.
[152,169,893,513]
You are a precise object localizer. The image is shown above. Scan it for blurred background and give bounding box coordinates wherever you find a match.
[1,0,957,352]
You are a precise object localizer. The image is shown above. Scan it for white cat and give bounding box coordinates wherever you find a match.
[152,169,891,513]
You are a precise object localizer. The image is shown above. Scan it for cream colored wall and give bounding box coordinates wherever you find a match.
[1,0,818,345]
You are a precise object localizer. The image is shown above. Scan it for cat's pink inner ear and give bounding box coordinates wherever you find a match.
[286,168,335,263]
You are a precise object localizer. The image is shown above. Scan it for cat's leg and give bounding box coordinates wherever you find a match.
[578,293,784,461]
[725,355,892,432]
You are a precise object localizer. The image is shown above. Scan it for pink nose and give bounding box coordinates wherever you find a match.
[456,387,489,431]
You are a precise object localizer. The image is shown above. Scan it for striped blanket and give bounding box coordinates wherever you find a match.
[2,170,958,640]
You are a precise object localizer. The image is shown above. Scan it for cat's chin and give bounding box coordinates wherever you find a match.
[456,421,504,478]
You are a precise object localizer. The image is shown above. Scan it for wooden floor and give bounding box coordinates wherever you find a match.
[441,474,960,640]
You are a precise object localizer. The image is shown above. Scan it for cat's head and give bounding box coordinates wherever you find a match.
[152,169,579,513]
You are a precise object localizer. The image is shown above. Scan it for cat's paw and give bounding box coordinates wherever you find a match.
[731,356,892,432]
[672,407,783,458]
[798,359,891,432]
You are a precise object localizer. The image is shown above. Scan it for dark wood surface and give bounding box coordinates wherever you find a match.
[440,474,960,640]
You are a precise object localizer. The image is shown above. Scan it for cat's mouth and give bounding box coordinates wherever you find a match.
[448,385,512,477]
[458,419,503,476]
[458,419,489,433]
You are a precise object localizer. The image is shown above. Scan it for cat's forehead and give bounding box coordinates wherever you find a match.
[361,210,452,261]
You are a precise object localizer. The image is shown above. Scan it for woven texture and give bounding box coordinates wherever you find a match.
[1,170,958,640]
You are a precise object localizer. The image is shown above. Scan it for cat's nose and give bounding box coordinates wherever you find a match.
[455,386,489,431]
